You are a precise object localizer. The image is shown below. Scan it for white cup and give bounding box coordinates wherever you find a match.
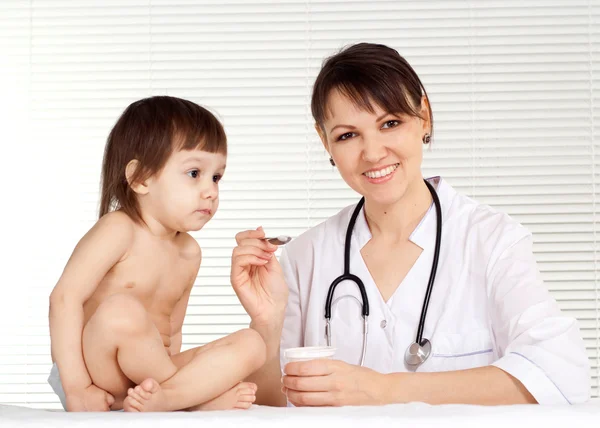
[283,346,337,363]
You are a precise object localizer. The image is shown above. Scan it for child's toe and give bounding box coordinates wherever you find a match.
[123,396,143,412]
[237,382,256,391]
[235,401,253,410]
[134,385,151,400]
[128,389,144,404]
[239,387,255,396]
[140,378,160,394]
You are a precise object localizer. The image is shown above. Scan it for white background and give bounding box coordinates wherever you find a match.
[0,0,598,408]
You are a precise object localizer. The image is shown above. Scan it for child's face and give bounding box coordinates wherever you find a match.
[147,148,226,233]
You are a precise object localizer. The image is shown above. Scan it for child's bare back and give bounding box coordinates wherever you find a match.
[48,96,267,412]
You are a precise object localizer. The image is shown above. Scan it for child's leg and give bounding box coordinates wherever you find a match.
[171,337,259,411]
[81,293,179,409]
[124,328,267,412]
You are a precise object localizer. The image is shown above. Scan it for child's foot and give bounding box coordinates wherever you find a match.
[189,382,257,411]
[123,378,169,412]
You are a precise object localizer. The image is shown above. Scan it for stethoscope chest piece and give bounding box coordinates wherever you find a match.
[404,338,432,370]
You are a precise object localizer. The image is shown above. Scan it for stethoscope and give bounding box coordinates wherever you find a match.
[324,179,442,370]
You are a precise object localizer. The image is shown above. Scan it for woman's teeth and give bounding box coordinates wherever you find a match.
[363,163,399,179]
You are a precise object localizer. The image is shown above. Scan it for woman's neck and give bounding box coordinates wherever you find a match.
[363,178,432,243]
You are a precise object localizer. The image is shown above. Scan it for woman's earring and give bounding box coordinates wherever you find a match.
[422,133,431,144]
[329,157,336,166]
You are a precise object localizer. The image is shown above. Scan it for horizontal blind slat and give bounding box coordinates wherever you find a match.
[2,0,598,407]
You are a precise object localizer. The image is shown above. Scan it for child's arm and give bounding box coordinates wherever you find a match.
[49,212,134,410]
[169,237,201,355]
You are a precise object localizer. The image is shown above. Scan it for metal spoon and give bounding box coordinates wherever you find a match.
[265,235,292,246]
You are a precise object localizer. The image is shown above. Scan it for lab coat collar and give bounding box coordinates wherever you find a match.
[352,176,455,251]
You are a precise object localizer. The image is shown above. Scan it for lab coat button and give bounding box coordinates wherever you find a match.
[380,320,387,329]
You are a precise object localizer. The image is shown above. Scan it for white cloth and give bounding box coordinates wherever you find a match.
[47,363,67,410]
[0,403,600,428]
[279,176,590,405]
[47,364,125,412]
[1,401,600,427]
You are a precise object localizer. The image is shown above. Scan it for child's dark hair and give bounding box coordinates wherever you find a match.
[99,96,227,223]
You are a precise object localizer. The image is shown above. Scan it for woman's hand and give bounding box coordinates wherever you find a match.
[282,359,390,407]
[231,227,289,328]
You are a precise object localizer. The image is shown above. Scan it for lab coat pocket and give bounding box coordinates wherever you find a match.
[423,330,494,372]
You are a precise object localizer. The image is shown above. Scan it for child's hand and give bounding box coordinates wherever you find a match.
[66,384,115,412]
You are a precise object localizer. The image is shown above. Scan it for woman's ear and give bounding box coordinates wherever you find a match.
[419,96,432,134]
[125,159,149,195]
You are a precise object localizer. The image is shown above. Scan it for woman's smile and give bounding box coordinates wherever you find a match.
[362,163,399,184]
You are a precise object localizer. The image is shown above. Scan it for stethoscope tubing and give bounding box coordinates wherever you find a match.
[324,179,442,367]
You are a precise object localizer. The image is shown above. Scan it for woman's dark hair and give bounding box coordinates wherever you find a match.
[311,42,433,136]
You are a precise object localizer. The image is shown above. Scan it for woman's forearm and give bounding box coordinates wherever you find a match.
[246,320,287,407]
[381,365,536,405]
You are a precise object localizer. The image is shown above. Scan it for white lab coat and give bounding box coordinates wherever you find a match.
[279,176,590,405]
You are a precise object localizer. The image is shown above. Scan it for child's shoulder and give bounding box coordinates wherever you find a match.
[69,211,136,267]
[177,232,202,263]
[93,210,136,238]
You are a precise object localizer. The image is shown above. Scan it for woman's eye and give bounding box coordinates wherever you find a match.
[187,169,199,179]
[213,174,222,183]
[382,120,400,129]
[337,132,355,141]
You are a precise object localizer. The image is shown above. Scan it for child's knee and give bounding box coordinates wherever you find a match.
[92,293,149,335]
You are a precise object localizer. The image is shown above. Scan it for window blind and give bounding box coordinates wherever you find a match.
[0,0,597,408]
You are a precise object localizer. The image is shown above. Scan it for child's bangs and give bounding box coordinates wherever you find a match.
[172,115,227,155]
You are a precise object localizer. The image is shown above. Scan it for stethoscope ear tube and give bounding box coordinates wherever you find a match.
[415,180,443,346]
[343,197,365,276]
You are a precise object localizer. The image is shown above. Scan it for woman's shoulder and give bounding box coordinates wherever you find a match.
[441,180,532,257]
[451,190,528,236]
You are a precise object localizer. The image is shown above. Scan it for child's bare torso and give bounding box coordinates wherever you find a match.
[83,224,200,352]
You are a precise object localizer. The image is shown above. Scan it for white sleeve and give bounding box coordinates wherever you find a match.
[488,234,590,404]
[278,247,303,371]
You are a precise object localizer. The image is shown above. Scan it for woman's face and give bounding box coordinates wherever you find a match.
[318,89,430,207]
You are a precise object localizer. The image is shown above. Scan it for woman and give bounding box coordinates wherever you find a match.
[230,43,590,406]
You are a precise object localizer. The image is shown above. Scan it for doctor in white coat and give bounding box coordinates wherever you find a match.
[231,43,590,407]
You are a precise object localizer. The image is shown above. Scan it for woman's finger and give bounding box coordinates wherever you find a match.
[237,237,278,253]
[286,390,336,407]
[235,228,266,245]
[233,245,274,261]
[282,374,332,392]
[232,254,270,271]
[284,359,334,377]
